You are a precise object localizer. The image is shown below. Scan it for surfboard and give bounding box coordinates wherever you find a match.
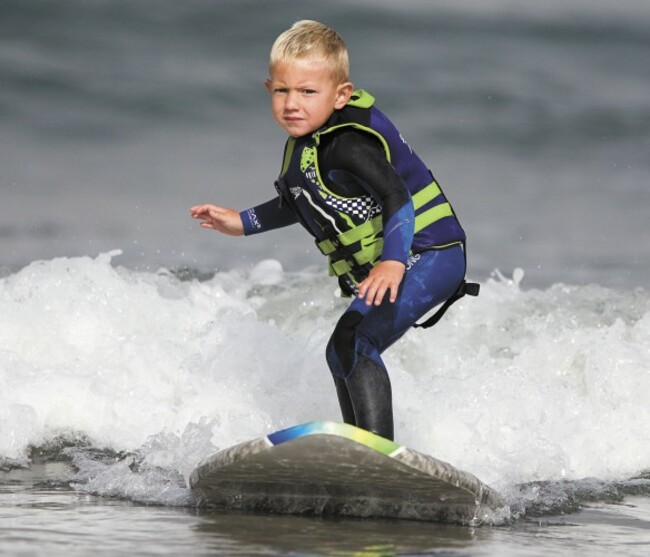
[189,421,503,524]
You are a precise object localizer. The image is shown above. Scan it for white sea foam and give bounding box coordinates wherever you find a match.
[1,252,649,513]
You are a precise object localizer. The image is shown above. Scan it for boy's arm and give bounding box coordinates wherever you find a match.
[191,198,298,236]
[239,197,299,235]
[320,130,415,304]
[321,130,415,265]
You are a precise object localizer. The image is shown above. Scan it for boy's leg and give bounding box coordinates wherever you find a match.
[343,355,394,440]
[326,246,466,440]
[333,376,356,425]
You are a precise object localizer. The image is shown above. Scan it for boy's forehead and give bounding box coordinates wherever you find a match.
[270,56,336,80]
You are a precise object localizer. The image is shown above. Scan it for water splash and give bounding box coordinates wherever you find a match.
[1,252,649,520]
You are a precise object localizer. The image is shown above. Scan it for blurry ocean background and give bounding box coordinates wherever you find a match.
[1,0,649,555]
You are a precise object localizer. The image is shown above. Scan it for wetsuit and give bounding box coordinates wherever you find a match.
[240,93,466,440]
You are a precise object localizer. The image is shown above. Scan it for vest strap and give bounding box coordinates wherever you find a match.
[411,180,442,207]
[414,242,479,329]
[415,202,453,230]
[413,279,480,329]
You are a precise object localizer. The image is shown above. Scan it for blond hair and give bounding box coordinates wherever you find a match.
[269,20,350,83]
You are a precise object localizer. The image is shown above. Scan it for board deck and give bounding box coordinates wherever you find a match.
[189,421,503,523]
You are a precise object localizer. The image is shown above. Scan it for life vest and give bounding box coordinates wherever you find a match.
[274,89,466,289]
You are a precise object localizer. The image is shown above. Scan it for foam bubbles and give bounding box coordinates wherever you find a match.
[392,272,650,488]
[1,253,649,513]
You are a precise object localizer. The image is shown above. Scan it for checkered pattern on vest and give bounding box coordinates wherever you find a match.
[324,194,382,224]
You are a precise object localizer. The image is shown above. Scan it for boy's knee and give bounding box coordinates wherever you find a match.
[326,311,363,378]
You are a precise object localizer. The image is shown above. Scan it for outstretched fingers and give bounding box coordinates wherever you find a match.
[190,204,244,236]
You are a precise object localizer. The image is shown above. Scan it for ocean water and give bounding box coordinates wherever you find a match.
[2,0,649,287]
[1,0,650,555]
[1,253,650,554]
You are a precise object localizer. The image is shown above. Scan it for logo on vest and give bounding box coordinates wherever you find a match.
[399,133,413,154]
[290,186,302,199]
[305,169,318,185]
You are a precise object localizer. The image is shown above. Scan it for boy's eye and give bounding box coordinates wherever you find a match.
[303,89,317,95]
[273,88,288,94]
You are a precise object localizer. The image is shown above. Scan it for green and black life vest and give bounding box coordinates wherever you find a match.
[274,89,466,289]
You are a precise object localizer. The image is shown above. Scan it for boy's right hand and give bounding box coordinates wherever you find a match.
[190,204,244,236]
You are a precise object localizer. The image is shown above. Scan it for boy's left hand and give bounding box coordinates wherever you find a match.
[357,260,406,306]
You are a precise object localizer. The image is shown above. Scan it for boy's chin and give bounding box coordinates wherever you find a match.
[285,126,318,138]
[277,118,324,138]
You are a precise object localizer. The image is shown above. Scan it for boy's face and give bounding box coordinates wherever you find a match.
[265,58,353,137]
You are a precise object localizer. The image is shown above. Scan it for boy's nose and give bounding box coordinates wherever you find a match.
[285,91,299,110]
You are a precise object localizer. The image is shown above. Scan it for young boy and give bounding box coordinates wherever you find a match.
[190,20,469,441]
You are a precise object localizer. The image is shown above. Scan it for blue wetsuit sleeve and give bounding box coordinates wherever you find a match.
[381,202,415,264]
[319,130,415,265]
[240,197,298,236]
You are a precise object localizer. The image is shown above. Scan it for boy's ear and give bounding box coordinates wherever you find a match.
[264,78,273,94]
[334,82,354,109]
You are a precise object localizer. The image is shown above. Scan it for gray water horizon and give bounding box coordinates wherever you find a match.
[2,0,649,289]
